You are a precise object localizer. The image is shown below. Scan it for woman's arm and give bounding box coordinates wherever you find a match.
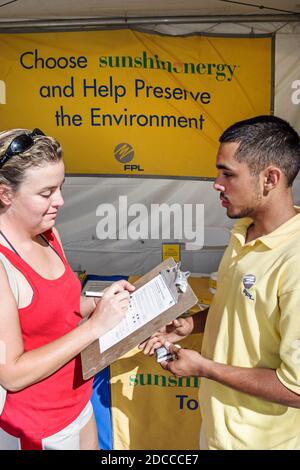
[0,263,134,392]
[80,295,97,318]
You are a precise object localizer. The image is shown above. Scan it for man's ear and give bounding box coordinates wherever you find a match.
[0,184,13,207]
[263,166,282,193]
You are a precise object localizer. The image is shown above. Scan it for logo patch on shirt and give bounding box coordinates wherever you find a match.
[242,274,256,300]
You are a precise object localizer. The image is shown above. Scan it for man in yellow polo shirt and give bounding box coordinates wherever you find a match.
[140,115,300,449]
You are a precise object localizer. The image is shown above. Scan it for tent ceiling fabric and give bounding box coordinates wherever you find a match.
[0,0,300,20]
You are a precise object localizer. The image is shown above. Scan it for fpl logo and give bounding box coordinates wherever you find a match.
[0,80,6,104]
[242,273,256,301]
[114,143,144,172]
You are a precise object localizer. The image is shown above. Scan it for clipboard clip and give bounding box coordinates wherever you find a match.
[174,262,190,293]
[160,262,190,302]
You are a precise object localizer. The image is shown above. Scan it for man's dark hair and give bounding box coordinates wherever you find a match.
[219,115,300,186]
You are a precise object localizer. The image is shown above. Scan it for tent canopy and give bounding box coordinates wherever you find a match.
[0,0,299,26]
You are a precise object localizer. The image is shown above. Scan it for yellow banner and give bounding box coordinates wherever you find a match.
[109,276,213,450]
[0,30,272,177]
[110,338,203,450]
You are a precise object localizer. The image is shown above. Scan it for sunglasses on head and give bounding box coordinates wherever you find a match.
[0,128,45,169]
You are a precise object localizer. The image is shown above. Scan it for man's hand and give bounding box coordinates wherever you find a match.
[160,341,207,377]
[138,316,194,355]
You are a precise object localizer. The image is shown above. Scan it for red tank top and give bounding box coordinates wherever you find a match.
[0,229,92,444]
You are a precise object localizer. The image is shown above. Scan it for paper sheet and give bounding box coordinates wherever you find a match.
[99,274,176,353]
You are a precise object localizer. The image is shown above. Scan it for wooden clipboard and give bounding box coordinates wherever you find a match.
[81,257,198,379]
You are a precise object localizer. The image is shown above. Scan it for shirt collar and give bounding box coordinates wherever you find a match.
[231,207,300,249]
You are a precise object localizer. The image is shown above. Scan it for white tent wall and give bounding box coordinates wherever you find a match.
[58,178,230,275]
[54,24,300,276]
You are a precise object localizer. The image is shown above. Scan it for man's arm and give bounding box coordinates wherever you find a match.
[206,359,300,408]
[164,345,300,408]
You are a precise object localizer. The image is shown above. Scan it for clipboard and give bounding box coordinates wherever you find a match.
[81,257,198,379]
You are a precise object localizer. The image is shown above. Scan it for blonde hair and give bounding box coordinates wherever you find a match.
[0,129,63,199]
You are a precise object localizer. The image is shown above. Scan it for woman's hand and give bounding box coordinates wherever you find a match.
[138,316,194,355]
[89,280,135,338]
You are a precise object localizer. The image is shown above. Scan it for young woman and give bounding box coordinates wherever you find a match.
[0,128,134,450]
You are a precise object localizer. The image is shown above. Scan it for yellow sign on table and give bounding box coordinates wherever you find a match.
[162,243,181,263]
[0,30,272,177]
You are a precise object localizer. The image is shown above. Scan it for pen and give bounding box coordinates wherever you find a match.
[84,291,104,298]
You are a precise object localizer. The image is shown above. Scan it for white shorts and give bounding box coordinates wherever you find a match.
[0,400,94,450]
[200,427,207,450]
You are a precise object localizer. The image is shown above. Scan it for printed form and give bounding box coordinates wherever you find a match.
[99,274,176,353]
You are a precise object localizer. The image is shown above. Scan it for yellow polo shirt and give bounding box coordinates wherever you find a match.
[200,209,300,449]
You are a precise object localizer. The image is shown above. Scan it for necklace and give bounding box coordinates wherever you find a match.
[0,229,20,256]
